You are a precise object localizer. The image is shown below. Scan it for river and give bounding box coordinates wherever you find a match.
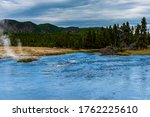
[0,53,150,100]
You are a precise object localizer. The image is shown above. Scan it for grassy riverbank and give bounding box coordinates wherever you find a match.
[117,48,150,55]
[1,46,150,58]
[0,47,98,58]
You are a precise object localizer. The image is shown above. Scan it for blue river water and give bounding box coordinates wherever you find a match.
[0,52,150,100]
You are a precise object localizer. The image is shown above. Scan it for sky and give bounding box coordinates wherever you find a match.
[0,0,150,27]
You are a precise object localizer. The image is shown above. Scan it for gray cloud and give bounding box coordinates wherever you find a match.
[8,0,93,17]
[0,0,150,27]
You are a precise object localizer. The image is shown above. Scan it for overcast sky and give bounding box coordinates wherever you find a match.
[0,0,150,27]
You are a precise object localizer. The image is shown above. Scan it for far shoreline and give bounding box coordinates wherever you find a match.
[1,46,150,59]
[0,46,99,58]
[117,48,150,56]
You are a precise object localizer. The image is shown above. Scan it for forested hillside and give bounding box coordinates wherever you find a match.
[2,17,150,50]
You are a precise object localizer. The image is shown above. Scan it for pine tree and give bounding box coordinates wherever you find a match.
[136,17,148,49]
[141,17,147,35]
[112,24,119,47]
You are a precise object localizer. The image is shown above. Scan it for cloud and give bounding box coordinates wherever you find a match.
[0,0,68,11]
[0,0,150,27]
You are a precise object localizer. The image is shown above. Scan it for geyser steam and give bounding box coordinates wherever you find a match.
[0,35,17,58]
[17,39,23,56]
[0,34,38,62]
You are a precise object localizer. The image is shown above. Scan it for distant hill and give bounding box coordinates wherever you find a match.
[0,19,79,33]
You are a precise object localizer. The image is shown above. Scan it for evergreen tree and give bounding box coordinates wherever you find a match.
[141,17,147,35]
[9,17,149,50]
[137,17,148,49]
[112,24,120,47]
[84,30,93,48]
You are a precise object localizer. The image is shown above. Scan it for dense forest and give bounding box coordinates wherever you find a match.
[9,17,150,50]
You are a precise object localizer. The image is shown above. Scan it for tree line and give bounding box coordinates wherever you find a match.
[10,17,150,50]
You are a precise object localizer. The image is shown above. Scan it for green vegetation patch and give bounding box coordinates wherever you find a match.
[17,57,38,63]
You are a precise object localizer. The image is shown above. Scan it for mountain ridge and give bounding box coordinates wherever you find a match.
[0,19,79,33]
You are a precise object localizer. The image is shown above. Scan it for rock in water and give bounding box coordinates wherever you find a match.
[17,57,38,63]
[99,46,118,55]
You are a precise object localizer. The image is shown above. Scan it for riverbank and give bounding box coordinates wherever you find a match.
[117,48,150,55]
[1,46,150,59]
[0,47,98,58]
[99,46,150,56]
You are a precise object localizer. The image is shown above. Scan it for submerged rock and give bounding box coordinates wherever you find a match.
[17,57,38,63]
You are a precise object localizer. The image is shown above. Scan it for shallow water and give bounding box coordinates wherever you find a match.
[0,53,150,100]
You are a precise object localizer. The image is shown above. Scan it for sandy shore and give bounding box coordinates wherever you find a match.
[0,47,98,58]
